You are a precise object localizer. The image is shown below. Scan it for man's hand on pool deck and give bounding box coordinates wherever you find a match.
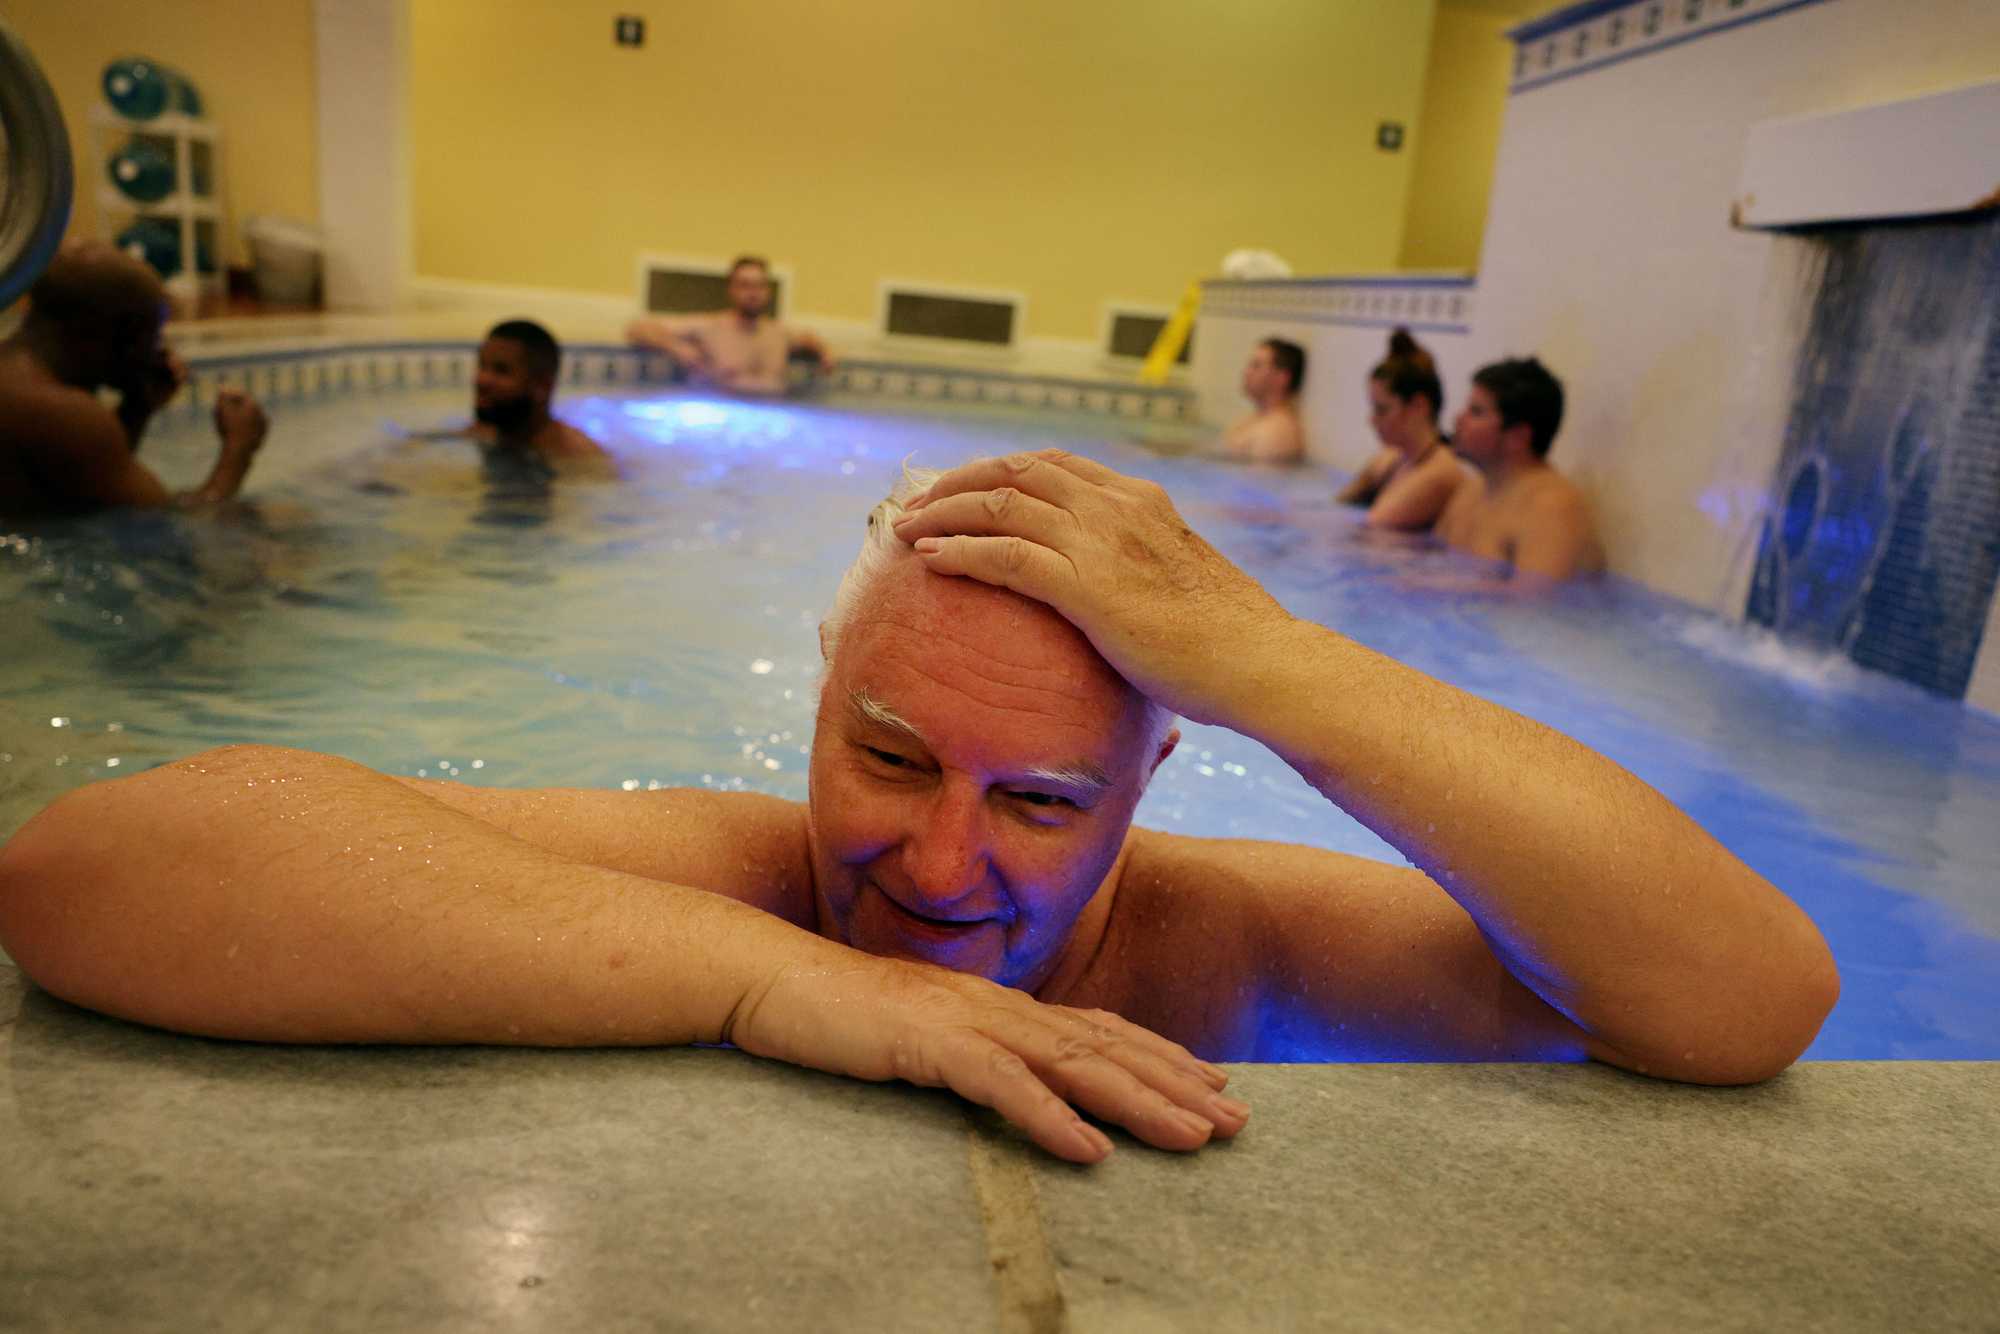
[890,449,1296,729]
[725,948,1245,1164]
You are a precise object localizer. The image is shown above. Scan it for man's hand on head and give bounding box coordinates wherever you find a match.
[888,450,1294,728]
[724,947,1246,1164]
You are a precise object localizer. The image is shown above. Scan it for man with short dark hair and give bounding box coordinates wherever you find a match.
[625,256,834,397]
[0,242,267,517]
[1435,356,1603,581]
[1221,337,1306,464]
[467,319,608,468]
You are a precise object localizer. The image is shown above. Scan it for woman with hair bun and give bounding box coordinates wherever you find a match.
[1337,328,1466,531]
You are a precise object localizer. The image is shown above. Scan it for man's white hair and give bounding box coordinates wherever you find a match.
[822,462,1177,763]
[822,462,942,666]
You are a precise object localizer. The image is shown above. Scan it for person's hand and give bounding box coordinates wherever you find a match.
[725,949,1246,1164]
[888,449,1293,726]
[213,390,268,455]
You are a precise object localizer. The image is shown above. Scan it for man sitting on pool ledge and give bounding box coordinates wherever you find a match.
[624,255,834,398]
[0,242,268,517]
[0,452,1838,1165]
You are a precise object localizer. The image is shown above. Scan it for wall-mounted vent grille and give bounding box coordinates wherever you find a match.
[882,287,1018,347]
[1106,310,1191,364]
[641,261,783,317]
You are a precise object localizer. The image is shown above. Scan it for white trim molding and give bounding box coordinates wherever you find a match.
[1734,78,2000,229]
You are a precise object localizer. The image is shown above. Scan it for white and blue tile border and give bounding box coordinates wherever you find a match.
[1200,275,1474,334]
[170,342,1196,424]
[1508,0,1839,94]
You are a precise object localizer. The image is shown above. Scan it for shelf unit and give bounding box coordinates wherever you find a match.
[91,103,223,312]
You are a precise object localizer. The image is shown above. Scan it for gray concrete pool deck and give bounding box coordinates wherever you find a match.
[2,963,1994,1333]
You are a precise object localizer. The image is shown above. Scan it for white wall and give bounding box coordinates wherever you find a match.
[1193,279,1477,472]
[1468,0,2000,612]
[314,0,410,312]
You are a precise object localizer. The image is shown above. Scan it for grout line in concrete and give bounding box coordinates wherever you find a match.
[964,1117,1069,1334]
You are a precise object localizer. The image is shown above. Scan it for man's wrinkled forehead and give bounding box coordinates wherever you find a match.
[831,557,1146,732]
[846,557,1104,677]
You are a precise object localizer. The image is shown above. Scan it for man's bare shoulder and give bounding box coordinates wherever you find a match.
[1523,466,1592,519]
[1066,826,1433,1055]
[1434,468,1488,543]
[0,357,103,432]
[1253,408,1305,463]
[1508,466,1604,577]
[406,779,812,922]
[1107,826,1587,1061]
[549,421,611,461]
[628,787,811,921]
[1222,409,1304,464]
[0,363,140,511]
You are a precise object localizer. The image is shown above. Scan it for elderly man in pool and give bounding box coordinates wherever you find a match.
[0,451,1838,1164]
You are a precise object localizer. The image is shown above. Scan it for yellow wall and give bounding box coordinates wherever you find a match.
[5,0,318,270]
[1398,0,1541,271]
[410,0,1439,341]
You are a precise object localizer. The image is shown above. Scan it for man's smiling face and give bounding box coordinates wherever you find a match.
[807,557,1164,992]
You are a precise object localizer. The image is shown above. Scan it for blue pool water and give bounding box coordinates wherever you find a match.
[3,384,1997,1059]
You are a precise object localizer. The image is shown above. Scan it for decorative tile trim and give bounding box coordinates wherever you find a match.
[171,341,1193,424]
[1506,0,1837,95]
[1200,277,1475,333]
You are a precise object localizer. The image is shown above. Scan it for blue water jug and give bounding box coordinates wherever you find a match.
[107,138,175,202]
[116,218,182,276]
[101,57,202,121]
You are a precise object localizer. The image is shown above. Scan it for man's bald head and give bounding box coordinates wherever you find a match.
[821,465,1175,758]
[25,243,166,384]
[30,242,164,330]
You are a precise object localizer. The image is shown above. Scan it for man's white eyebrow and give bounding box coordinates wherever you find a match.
[849,690,1115,798]
[1019,762,1115,799]
[849,689,927,744]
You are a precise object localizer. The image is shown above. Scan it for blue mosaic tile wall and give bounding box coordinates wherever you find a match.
[171,344,1195,425]
[1746,210,2000,698]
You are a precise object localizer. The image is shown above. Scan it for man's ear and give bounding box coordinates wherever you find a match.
[1149,727,1181,779]
[818,621,831,663]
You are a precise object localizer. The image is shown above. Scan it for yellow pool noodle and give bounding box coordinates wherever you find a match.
[1138,282,1202,385]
